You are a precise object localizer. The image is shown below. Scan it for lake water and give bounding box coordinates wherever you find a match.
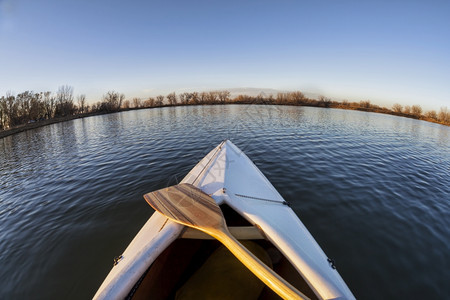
[0,105,449,299]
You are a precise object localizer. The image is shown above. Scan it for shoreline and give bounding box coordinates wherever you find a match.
[0,112,104,139]
[0,103,448,139]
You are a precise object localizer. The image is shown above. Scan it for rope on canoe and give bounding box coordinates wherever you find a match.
[234,193,290,206]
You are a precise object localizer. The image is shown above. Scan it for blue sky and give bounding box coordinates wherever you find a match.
[1,0,449,111]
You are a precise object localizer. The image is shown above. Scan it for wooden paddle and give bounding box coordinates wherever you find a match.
[144,183,310,300]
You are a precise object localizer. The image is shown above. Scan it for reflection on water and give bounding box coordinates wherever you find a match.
[0,105,449,299]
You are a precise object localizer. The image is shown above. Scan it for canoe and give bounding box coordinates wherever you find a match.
[94,140,355,299]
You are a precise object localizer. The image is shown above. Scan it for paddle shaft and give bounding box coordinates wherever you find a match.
[206,227,310,300]
[144,183,309,299]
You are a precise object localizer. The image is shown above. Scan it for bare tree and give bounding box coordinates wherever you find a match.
[218,91,231,103]
[178,93,186,105]
[359,100,371,109]
[190,92,199,104]
[276,93,288,104]
[122,100,131,109]
[438,107,449,123]
[425,110,437,120]
[16,91,31,122]
[411,105,422,118]
[318,95,332,107]
[167,92,177,105]
[77,94,86,114]
[403,105,411,114]
[179,92,194,104]
[392,103,403,113]
[199,92,208,104]
[29,92,43,121]
[207,91,218,103]
[156,95,164,106]
[102,91,125,111]
[55,85,75,117]
[144,97,155,107]
[6,92,18,126]
[0,96,6,129]
[132,97,142,108]
[43,91,55,119]
[289,91,305,104]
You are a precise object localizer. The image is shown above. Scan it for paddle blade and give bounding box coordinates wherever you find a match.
[144,183,225,230]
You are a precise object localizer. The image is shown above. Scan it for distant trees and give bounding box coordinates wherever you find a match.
[77,94,87,113]
[0,86,129,130]
[122,100,131,109]
[290,91,306,104]
[425,110,437,120]
[178,93,186,105]
[233,94,254,103]
[132,98,142,108]
[0,90,50,129]
[156,95,164,106]
[0,93,13,129]
[190,92,199,104]
[411,105,422,118]
[206,91,218,103]
[275,93,288,104]
[55,85,76,117]
[179,92,193,105]
[359,100,371,109]
[274,92,316,106]
[217,91,231,103]
[90,91,124,112]
[14,91,44,122]
[392,103,403,113]
[438,107,450,124]
[1,87,449,131]
[143,97,155,107]
[43,91,56,119]
[403,105,411,114]
[101,91,124,112]
[199,92,208,104]
[167,92,177,106]
[318,96,332,108]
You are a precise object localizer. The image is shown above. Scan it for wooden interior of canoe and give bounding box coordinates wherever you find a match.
[126,204,319,300]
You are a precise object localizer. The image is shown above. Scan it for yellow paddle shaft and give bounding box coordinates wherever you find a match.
[207,228,310,300]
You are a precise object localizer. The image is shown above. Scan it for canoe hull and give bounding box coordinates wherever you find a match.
[94,140,354,300]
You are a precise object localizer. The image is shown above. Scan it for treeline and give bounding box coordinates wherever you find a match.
[0,86,126,130]
[1,88,449,131]
[121,90,233,108]
[128,90,449,125]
